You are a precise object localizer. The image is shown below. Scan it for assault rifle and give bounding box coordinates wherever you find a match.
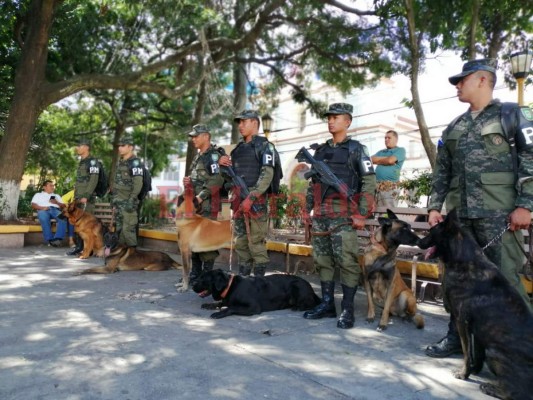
[222,166,261,214]
[295,146,355,198]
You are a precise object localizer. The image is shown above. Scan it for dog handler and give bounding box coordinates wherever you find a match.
[302,103,376,329]
[183,124,225,283]
[218,110,276,277]
[426,58,533,358]
[112,136,144,250]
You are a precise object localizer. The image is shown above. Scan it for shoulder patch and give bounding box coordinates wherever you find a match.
[90,159,97,166]
[437,138,444,148]
[268,143,274,152]
[361,144,370,157]
[211,153,219,162]
[132,159,140,167]
[521,107,533,121]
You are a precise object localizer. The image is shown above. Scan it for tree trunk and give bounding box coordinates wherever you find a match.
[0,0,58,221]
[185,79,207,176]
[231,0,247,144]
[467,0,480,59]
[404,0,436,169]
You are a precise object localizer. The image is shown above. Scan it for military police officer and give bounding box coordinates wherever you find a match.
[302,103,376,329]
[426,59,533,357]
[113,136,144,249]
[219,110,276,277]
[67,138,101,256]
[183,124,225,282]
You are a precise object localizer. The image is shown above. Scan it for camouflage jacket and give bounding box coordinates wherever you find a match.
[74,157,99,199]
[113,156,143,201]
[190,145,225,213]
[428,100,533,218]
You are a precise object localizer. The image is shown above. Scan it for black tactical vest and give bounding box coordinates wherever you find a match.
[314,142,359,197]
[231,141,261,188]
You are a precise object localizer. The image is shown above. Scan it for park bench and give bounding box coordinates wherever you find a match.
[33,202,113,226]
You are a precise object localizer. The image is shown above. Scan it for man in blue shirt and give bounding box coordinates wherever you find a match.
[371,130,406,208]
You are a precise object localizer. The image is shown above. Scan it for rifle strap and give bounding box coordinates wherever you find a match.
[311,221,353,237]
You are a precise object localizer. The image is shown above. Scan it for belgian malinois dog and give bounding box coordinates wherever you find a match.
[418,209,533,400]
[175,192,232,292]
[62,201,104,259]
[363,209,424,331]
[78,226,180,274]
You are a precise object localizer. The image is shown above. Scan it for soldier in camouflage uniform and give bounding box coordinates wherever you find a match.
[426,59,533,358]
[219,110,276,277]
[183,124,225,283]
[302,103,376,329]
[112,136,144,249]
[67,138,101,256]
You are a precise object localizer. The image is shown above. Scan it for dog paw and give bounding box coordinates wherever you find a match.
[210,311,225,319]
[176,285,189,293]
[453,369,468,380]
[479,383,499,398]
[377,325,387,332]
[366,317,375,323]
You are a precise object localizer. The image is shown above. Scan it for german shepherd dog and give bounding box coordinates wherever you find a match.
[192,269,320,319]
[175,193,232,292]
[418,209,533,400]
[79,227,180,274]
[62,201,104,259]
[363,209,424,331]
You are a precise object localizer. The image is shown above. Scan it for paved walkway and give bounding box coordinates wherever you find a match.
[0,246,492,400]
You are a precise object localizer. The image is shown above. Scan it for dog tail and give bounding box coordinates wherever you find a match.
[171,261,182,270]
[413,314,425,329]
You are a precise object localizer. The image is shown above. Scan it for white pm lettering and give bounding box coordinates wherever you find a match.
[89,167,99,174]
[522,127,533,145]
[265,154,274,165]
[210,164,219,174]
[132,167,144,176]
[362,159,373,173]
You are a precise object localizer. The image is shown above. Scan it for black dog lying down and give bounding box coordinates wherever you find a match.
[418,209,533,400]
[192,269,320,319]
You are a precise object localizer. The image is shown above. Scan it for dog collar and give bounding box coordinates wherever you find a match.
[220,274,235,299]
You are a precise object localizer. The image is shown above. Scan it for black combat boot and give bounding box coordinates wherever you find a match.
[238,264,252,276]
[337,285,357,329]
[66,234,84,256]
[303,281,337,319]
[202,260,215,273]
[425,314,462,357]
[189,254,203,284]
[254,263,268,277]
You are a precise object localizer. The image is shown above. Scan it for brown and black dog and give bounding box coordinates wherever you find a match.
[418,209,533,400]
[62,202,104,259]
[79,227,180,274]
[175,193,232,292]
[363,209,424,331]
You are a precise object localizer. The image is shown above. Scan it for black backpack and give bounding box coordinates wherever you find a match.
[128,159,152,201]
[93,160,109,197]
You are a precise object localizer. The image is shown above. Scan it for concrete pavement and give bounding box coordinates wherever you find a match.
[0,246,492,400]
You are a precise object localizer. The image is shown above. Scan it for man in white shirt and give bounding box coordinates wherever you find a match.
[31,180,67,246]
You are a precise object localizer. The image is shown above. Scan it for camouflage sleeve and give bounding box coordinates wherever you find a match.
[427,138,452,212]
[250,166,274,196]
[84,172,99,198]
[131,175,143,201]
[198,172,225,201]
[358,173,376,216]
[305,181,315,213]
[515,109,533,210]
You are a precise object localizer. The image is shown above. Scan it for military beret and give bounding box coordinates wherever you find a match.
[233,109,260,122]
[189,124,210,137]
[118,136,134,145]
[323,103,353,117]
[449,58,498,85]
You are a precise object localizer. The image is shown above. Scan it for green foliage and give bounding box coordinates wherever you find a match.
[139,195,164,227]
[398,170,433,207]
[17,186,38,218]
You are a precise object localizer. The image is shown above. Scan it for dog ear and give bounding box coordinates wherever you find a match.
[443,209,460,232]
[377,217,392,228]
[386,209,398,220]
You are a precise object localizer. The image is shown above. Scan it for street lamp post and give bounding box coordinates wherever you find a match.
[262,113,273,139]
[510,49,533,106]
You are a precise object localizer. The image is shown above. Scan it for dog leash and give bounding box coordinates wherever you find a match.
[481,223,510,251]
[311,221,353,237]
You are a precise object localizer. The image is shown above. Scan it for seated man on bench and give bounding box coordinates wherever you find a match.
[31,180,67,247]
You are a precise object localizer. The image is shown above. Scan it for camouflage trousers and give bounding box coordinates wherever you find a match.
[234,209,269,266]
[311,216,361,287]
[113,199,139,247]
[442,215,530,310]
[193,209,219,263]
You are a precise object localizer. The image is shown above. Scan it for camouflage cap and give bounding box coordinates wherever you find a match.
[448,58,498,85]
[189,124,210,137]
[233,109,260,122]
[118,136,134,146]
[323,103,353,117]
[77,138,91,147]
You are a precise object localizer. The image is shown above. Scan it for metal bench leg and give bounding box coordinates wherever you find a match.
[411,255,418,295]
[417,281,429,303]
